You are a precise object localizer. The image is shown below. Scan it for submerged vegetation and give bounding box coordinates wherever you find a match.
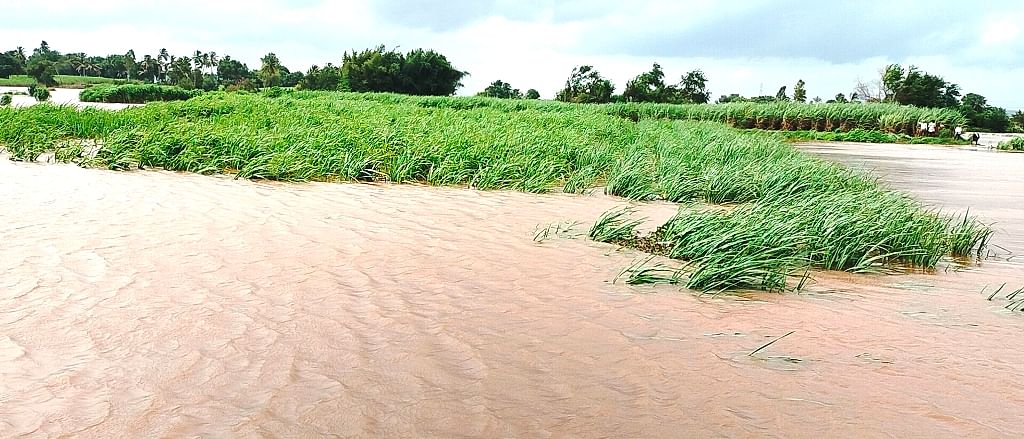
[779,129,967,145]
[0,90,992,291]
[79,84,200,103]
[997,137,1024,151]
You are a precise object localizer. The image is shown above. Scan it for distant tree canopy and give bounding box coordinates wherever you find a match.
[525,88,540,99]
[556,65,614,104]
[342,46,466,96]
[477,79,523,99]
[882,64,960,108]
[793,79,807,103]
[622,64,711,104]
[298,64,344,91]
[27,59,58,87]
[0,51,26,78]
[959,93,1009,132]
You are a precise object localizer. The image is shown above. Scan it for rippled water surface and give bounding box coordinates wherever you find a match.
[2,144,1023,438]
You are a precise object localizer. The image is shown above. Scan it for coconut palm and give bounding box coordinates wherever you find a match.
[124,50,136,80]
[158,48,170,82]
[259,52,282,88]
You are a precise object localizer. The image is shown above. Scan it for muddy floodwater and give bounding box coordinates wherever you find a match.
[2,144,1024,438]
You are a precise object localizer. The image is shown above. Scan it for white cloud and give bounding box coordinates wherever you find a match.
[1,0,1020,110]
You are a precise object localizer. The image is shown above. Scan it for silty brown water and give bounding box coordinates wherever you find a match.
[1,144,1023,438]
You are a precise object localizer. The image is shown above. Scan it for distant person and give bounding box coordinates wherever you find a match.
[927,121,936,134]
[970,132,980,145]
[955,126,963,139]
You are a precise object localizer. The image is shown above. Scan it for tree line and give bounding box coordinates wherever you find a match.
[2,41,1019,131]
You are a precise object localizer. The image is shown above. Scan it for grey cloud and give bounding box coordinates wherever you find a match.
[577,0,1017,64]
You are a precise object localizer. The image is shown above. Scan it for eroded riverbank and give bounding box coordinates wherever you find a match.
[2,151,1023,438]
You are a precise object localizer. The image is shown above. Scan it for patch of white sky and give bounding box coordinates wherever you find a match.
[1,0,1020,110]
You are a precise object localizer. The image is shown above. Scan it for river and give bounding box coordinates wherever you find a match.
[1,143,1023,438]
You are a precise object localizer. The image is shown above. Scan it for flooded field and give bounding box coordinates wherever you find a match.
[2,144,1023,438]
[0,87,137,110]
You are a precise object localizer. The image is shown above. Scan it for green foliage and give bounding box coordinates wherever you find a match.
[882,64,960,108]
[216,55,252,86]
[342,46,466,96]
[556,65,614,104]
[588,207,644,243]
[478,80,522,99]
[0,94,11,106]
[997,137,1024,151]
[775,86,789,102]
[959,93,1009,132]
[79,84,200,103]
[28,84,50,101]
[0,51,26,78]
[677,70,710,104]
[525,88,540,99]
[780,129,966,144]
[793,79,807,103]
[624,63,671,103]
[258,52,282,88]
[297,64,343,91]
[606,101,967,133]
[27,59,58,87]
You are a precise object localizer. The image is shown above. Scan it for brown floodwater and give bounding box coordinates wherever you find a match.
[1,145,1023,438]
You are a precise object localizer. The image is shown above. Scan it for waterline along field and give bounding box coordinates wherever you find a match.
[0,91,991,291]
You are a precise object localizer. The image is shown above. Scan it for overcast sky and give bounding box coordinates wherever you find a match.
[3,0,1022,110]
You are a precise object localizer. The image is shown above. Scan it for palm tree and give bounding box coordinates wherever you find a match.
[69,53,88,75]
[141,55,160,82]
[207,51,219,75]
[193,50,204,72]
[14,46,26,64]
[158,48,170,82]
[124,50,136,80]
[259,52,282,88]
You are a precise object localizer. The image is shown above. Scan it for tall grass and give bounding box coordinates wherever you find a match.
[997,137,1024,151]
[79,84,201,104]
[0,91,991,291]
[0,74,140,88]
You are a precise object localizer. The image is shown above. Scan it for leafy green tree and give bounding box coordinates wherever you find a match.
[478,79,522,98]
[342,46,465,95]
[342,46,404,93]
[716,93,747,103]
[399,48,466,95]
[27,59,58,86]
[123,50,136,80]
[882,64,960,108]
[525,88,540,99]
[0,51,25,78]
[793,79,807,103]
[141,55,161,82]
[158,48,170,80]
[959,93,1009,131]
[168,57,193,88]
[298,64,343,90]
[775,86,789,102]
[217,56,252,85]
[556,65,614,104]
[677,69,710,104]
[281,69,303,88]
[624,63,670,103]
[259,52,283,87]
[1011,110,1024,131]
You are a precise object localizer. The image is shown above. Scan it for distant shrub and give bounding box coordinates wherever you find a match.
[0,94,11,106]
[261,86,286,98]
[997,137,1024,151]
[79,84,201,104]
[28,84,50,101]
